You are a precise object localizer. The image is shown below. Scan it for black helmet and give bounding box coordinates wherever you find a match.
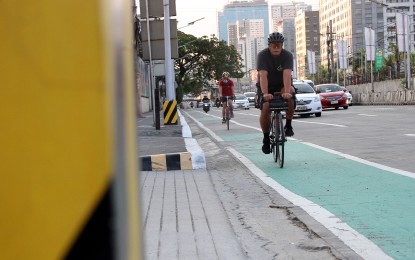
[268,32,284,44]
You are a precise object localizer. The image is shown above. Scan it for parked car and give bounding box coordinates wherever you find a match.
[341,87,353,105]
[233,94,250,110]
[315,83,349,110]
[293,79,315,89]
[244,91,256,106]
[293,81,322,117]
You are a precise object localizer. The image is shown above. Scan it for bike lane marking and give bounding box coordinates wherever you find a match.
[182,111,414,260]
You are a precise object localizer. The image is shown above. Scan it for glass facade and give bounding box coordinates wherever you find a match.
[218,2,269,44]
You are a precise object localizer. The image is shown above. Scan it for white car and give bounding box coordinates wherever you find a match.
[341,87,353,105]
[243,92,256,106]
[293,82,322,117]
[294,79,315,89]
[233,94,250,110]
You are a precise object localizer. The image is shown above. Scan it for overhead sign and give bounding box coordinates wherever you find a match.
[141,20,178,60]
[376,49,383,72]
[140,0,176,18]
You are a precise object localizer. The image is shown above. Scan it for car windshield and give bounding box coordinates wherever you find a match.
[294,83,314,94]
[244,92,255,97]
[235,95,246,100]
[318,85,341,93]
[306,82,314,88]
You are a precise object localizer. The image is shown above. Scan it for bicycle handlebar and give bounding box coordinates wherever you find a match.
[259,93,288,111]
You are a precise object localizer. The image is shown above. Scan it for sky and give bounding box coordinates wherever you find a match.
[137,0,319,38]
[175,0,319,38]
[175,0,228,37]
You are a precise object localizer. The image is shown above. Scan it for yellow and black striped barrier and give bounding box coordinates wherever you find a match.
[141,152,192,171]
[0,1,141,259]
[163,100,178,125]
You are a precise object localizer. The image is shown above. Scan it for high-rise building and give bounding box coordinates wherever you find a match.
[319,0,384,69]
[234,19,266,73]
[295,10,320,80]
[218,0,269,44]
[383,0,415,52]
[269,2,311,68]
[269,2,310,31]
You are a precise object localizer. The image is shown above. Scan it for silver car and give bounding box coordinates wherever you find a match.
[233,94,250,110]
[243,92,256,106]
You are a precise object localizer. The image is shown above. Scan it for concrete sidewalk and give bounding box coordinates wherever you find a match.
[140,169,246,259]
[138,110,246,259]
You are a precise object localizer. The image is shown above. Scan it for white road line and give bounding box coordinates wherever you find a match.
[182,110,224,142]
[227,147,393,260]
[302,142,415,179]
[294,121,347,127]
[230,111,347,128]
[358,114,377,117]
[404,134,415,137]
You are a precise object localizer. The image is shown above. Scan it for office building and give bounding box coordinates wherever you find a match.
[218,0,269,44]
[295,10,320,80]
[319,0,384,68]
[234,19,266,73]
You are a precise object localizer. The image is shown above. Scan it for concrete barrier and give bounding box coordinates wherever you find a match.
[347,79,415,105]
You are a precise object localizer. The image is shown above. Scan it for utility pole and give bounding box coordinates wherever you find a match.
[164,0,175,101]
[326,20,335,83]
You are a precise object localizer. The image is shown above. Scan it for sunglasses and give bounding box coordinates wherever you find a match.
[270,42,283,49]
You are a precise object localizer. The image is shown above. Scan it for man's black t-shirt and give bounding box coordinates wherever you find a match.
[256,48,293,92]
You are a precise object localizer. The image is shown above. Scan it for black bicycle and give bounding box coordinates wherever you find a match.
[261,93,288,167]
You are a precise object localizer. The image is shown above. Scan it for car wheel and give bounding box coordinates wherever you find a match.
[343,106,348,109]
[315,112,321,117]
[335,107,339,110]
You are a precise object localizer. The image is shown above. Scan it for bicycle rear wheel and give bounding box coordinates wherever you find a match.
[276,113,285,168]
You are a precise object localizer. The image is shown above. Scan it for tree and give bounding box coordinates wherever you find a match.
[175,31,244,103]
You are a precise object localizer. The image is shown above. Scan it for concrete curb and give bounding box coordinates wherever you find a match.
[140,152,192,171]
[138,110,206,171]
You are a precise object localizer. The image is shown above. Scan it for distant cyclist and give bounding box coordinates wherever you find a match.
[219,72,235,123]
[256,32,296,154]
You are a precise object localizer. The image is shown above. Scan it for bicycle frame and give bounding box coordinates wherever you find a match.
[269,109,285,167]
[224,96,232,130]
[261,93,288,167]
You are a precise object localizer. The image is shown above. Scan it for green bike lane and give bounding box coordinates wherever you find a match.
[223,132,415,260]
[187,110,415,259]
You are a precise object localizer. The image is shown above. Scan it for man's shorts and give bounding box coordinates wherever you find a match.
[221,96,233,103]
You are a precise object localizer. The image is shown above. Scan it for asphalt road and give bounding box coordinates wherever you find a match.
[182,105,415,260]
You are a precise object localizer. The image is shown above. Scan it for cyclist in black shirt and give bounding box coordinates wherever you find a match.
[256,32,296,154]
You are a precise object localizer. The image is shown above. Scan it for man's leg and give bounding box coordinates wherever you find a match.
[260,102,271,154]
[284,86,296,136]
[222,102,226,123]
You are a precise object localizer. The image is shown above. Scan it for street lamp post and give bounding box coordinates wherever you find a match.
[178,17,205,30]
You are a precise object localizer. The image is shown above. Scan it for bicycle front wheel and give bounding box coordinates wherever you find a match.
[271,112,278,162]
[226,106,230,130]
[276,113,285,168]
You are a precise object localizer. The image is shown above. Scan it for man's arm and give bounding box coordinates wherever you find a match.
[259,70,273,101]
[281,69,293,99]
[219,82,223,96]
[283,69,292,93]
